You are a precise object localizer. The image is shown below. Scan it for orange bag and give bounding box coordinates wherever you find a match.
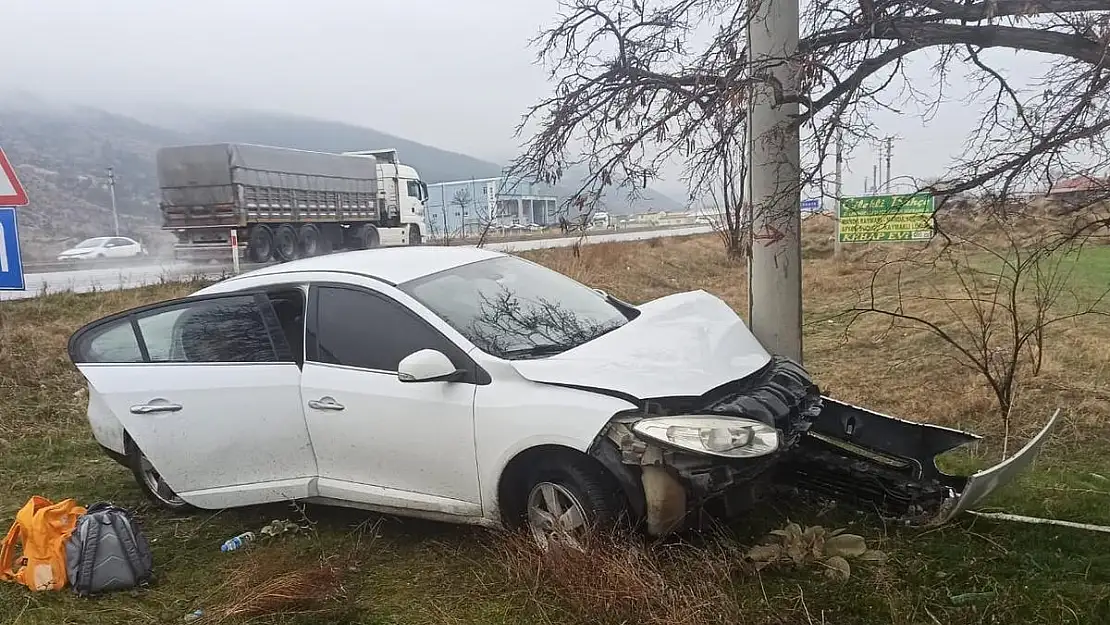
[1,496,86,591]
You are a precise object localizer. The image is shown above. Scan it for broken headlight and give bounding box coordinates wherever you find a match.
[632,416,780,458]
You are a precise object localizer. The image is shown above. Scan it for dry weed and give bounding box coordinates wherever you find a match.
[495,530,753,625]
[199,547,346,624]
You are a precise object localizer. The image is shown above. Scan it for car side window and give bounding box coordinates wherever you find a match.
[306,285,459,372]
[83,321,144,363]
[144,297,278,363]
[72,294,290,364]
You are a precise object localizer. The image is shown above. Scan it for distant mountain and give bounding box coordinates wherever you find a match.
[164,110,506,185]
[0,97,683,258]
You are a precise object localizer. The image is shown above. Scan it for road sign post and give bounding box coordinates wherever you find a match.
[230,228,241,275]
[0,208,25,291]
[837,193,935,243]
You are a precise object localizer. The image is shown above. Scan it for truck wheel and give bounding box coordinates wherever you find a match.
[247,225,274,263]
[359,225,380,249]
[408,223,422,246]
[298,224,321,257]
[274,224,299,262]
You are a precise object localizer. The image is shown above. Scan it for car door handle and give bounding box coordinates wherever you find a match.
[308,397,345,411]
[130,402,183,414]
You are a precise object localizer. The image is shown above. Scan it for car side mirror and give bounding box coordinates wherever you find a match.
[593,288,608,299]
[397,349,465,383]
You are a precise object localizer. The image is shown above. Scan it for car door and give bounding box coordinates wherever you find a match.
[116,238,140,257]
[102,238,122,258]
[107,238,134,258]
[299,282,483,518]
[68,291,317,508]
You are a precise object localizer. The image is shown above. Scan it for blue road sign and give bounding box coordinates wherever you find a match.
[0,207,25,291]
[801,198,821,212]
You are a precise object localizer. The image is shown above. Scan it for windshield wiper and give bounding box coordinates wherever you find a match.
[500,344,572,360]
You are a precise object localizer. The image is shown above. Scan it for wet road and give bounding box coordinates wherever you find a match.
[3,225,713,301]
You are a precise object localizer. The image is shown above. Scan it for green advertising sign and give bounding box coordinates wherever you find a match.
[837,193,935,243]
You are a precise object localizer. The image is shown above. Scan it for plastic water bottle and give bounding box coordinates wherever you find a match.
[220,531,255,552]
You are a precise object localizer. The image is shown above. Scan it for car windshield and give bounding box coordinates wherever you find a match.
[74,237,109,248]
[400,256,632,359]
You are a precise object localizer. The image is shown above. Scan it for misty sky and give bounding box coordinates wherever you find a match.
[9,0,1045,202]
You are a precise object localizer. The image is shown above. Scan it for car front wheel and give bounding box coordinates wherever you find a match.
[126,438,191,511]
[524,461,626,549]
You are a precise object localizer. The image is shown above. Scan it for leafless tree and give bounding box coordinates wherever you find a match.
[509,0,1110,250]
[845,212,1110,456]
[450,188,474,240]
[426,203,451,246]
[703,123,750,259]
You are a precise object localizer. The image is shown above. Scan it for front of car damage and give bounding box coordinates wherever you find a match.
[510,289,1060,537]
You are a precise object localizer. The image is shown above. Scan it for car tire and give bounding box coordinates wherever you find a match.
[408,223,422,246]
[274,224,299,262]
[247,225,274,263]
[125,437,191,511]
[522,459,627,548]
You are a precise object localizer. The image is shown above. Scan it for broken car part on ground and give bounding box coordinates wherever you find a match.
[65,246,1059,545]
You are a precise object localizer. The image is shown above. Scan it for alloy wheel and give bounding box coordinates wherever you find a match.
[526,481,590,550]
[139,453,186,507]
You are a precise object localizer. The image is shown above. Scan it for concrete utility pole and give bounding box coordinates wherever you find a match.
[873,163,879,194]
[834,130,843,258]
[746,0,802,363]
[107,167,120,236]
[884,136,893,192]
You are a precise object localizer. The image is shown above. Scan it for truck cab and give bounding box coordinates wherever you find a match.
[344,149,429,245]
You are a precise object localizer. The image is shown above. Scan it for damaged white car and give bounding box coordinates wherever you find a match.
[68,246,1058,543]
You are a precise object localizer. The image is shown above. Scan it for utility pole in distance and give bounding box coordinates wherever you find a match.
[884,136,893,192]
[834,129,843,258]
[107,167,120,236]
[746,0,802,363]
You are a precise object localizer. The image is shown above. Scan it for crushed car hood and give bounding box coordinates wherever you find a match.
[509,290,771,399]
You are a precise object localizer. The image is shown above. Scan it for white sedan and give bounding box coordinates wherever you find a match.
[58,236,146,261]
[68,247,1057,542]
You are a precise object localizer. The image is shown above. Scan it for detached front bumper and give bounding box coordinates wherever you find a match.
[590,360,1060,536]
[783,398,1060,526]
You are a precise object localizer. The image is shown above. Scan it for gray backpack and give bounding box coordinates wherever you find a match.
[65,503,154,596]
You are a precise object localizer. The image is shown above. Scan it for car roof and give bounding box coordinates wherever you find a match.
[227,245,507,285]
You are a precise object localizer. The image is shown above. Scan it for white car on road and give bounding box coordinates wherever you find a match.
[67,247,1056,543]
[58,236,146,262]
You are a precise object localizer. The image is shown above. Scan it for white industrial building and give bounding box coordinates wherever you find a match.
[425,176,560,238]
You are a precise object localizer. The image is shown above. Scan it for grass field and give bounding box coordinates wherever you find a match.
[1,231,1109,624]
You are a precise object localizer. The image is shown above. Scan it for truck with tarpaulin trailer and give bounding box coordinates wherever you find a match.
[156,143,429,263]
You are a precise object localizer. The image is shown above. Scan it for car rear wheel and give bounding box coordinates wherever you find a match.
[523,460,626,549]
[126,438,190,511]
